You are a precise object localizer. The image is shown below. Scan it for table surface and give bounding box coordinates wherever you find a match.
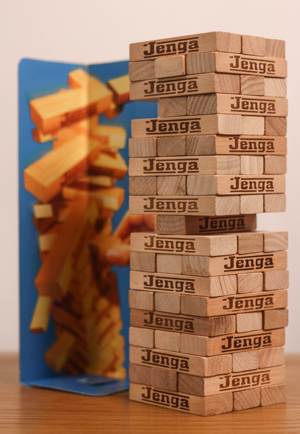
[0,354,299,434]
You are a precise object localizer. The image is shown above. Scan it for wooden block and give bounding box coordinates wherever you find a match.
[157,176,186,195]
[236,312,262,332]
[154,292,181,313]
[30,87,112,134]
[129,326,154,348]
[186,135,287,156]
[240,156,264,174]
[181,289,287,317]
[129,383,233,416]
[187,175,285,196]
[178,365,285,396]
[265,78,287,97]
[129,60,155,81]
[264,231,288,252]
[130,270,237,297]
[90,124,127,152]
[34,199,98,301]
[264,193,286,212]
[264,270,289,290]
[234,388,260,411]
[129,177,156,195]
[186,52,287,78]
[129,364,152,386]
[241,75,265,96]
[265,117,287,136]
[156,214,257,235]
[157,253,182,274]
[130,345,232,377]
[129,290,154,311]
[77,175,115,188]
[38,225,60,252]
[131,232,237,257]
[237,232,264,254]
[155,55,186,78]
[265,38,285,58]
[180,328,285,357]
[30,295,53,333]
[238,273,263,294]
[90,152,127,178]
[264,156,286,174]
[186,93,288,117]
[261,384,286,406]
[151,366,178,391]
[158,97,187,117]
[157,136,185,157]
[264,309,288,330]
[24,136,101,202]
[182,251,287,277]
[131,114,243,138]
[131,73,240,101]
[242,116,265,135]
[232,350,260,372]
[107,74,130,104]
[32,128,57,143]
[129,137,156,157]
[259,346,285,368]
[129,32,241,62]
[130,252,156,272]
[240,195,264,214]
[242,35,266,56]
[129,156,240,176]
[45,331,77,372]
[155,330,181,352]
[130,309,235,337]
[102,101,122,120]
[62,185,124,211]
[34,203,56,219]
[129,195,240,216]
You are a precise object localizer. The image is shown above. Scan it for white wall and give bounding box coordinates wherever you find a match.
[0,0,299,353]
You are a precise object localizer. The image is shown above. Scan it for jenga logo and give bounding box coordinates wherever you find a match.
[144,78,198,97]
[145,118,201,135]
[144,312,194,333]
[219,370,271,390]
[143,38,199,58]
[230,96,276,114]
[228,137,276,153]
[141,349,190,372]
[143,158,199,174]
[143,274,196,294]
[144,197,199,213]
[144,235,196,253]
[224,254,274,272]
[223,294,275,312]
[221,332,273,352]
[230,176,275,193]
[198,216,247,232]
[229,55,276,75]
[141,386,190,411]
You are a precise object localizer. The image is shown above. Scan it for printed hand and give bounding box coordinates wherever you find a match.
[106,212,156,266]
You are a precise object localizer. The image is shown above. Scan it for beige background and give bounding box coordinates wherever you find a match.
[0,0,299,353]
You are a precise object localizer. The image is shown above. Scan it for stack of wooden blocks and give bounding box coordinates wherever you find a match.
[128,32,288,416]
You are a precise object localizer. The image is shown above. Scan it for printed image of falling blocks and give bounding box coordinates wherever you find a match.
[128,31,288,416]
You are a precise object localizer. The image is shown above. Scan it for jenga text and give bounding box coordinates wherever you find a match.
[223,294,274,311]
[219,370,271,390]
[141,349,190,372]
[144,235,195,253]
[221,333,272,352]
[144,79,198,97]
[145,119,201,135]
[224,254,274,272]
[143,158,199,174]
[143,39,199,58]
[143,274,196,294]
[142,386,190,411]
[229,55,276,75]
[230,177,274,192]
[144,312,194,333]
[198,216,246,232]
[144,197,199,213]
[230,97,276,114]
[229,137,275,153]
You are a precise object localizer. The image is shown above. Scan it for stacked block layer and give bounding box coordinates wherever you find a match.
[128,31,288,416]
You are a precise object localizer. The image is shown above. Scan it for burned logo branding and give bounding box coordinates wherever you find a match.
[222,293,275,312]
[143,197,199,214]
[223,253,274,272]
[143,77,198,97]
[228,136,276,154]
[221,332,273,352]
[230,176,275,193]
[143,158,200,174]
[143,37,199,59]
[229,55,277,76]
[144,312,194,333]
[230,96,276,115]
[143,274,196,294]
[141,349,190,372]
[145,118,201,135]
[219,369,271,391]
[143,235,196,253]
[198,216,247,232]
[141,386,190,411]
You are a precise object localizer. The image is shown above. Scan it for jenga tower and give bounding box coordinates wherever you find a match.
[128,32,288,416]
